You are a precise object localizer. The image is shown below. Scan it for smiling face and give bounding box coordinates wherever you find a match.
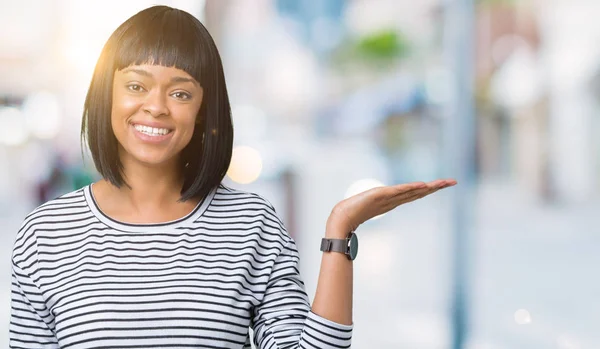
[111,64,204,170]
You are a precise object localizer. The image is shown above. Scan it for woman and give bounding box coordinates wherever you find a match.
[10,5,456,349]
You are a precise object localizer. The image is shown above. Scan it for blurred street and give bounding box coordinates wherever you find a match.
[2,0,600,348]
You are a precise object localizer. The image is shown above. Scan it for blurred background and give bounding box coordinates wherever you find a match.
[1,0,599,348]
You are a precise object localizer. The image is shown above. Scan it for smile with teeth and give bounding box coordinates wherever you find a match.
[133,124,172,136]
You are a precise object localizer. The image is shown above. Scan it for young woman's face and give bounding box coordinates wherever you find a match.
[111,64,203,169]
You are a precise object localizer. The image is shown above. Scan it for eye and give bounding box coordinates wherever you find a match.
[172,91,192,100]
[127,84,145,92]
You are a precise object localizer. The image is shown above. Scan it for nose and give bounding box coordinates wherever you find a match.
[142,89,169,118]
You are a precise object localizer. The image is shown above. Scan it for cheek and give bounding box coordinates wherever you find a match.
[177,106,202,142]
[178,118,198,147]
[111,93,141,125]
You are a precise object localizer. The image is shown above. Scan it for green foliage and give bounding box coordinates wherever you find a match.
[330,29,411,71]
[355,30,409,60]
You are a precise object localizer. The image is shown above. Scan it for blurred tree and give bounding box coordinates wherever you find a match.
[355,30,408,61]
[331,29,411,71]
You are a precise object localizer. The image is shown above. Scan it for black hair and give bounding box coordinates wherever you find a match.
[81,5,233,202]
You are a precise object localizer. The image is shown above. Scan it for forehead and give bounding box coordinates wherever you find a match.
[116,64,199,85]
[118,64,191,76]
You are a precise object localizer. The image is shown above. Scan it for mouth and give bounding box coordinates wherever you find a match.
[131,123,173,137]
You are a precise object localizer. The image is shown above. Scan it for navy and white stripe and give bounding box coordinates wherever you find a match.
[10,184,352,348]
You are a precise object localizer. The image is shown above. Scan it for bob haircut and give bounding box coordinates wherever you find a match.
[81,5,233,202]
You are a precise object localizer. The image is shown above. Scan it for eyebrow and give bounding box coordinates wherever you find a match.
[171,76,197,85]
[121,68,199,86]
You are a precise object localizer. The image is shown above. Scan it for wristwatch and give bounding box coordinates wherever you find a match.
[320,231,359,261]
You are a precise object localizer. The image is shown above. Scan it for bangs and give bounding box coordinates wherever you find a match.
[114,8,206,82]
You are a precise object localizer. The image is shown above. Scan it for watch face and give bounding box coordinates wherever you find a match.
[348,233,358,260]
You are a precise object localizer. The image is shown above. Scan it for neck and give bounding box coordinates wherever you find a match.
[91,150,202,224]
[110,154,185,210]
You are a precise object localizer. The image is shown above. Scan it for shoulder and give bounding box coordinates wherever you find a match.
[12,187,90,262]
[213,184,279,213]
[209,183,292,245]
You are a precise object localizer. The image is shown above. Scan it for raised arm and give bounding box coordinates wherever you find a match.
[312,179,456,324]
[252,179,456,348]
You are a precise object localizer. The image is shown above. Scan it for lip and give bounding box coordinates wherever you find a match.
[130,123,174,144]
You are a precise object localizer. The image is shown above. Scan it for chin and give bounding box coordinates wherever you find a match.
[117,139,184,170]
[125,150,177,169]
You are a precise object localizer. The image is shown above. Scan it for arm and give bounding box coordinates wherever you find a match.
[252,239,353,349]
[311,219,354,325]
[10,262,59,349]
[253,179,455,348]
[312,179,456,325]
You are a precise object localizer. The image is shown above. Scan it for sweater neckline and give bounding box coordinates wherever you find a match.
[83,184,216,232]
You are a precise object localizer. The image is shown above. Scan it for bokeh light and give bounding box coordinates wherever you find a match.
[227,145,263,184]
[0,107,28,146]
[22,91,61,140]
[344,178,385,199]
[514,309,532,325]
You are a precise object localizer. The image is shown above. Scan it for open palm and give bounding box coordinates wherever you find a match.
[328,179,458,233]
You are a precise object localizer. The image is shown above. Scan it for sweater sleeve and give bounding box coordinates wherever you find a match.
[251,239,353,349]
[10,261,59,349]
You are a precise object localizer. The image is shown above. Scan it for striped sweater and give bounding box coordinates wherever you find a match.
[10,184,353,348]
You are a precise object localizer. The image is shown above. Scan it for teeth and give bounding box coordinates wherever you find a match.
[134,124,171,136]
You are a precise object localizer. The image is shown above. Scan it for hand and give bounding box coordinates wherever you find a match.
[326,179,457,235]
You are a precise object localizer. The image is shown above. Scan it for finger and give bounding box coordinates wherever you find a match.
[404,181,447,197]
[425,180,446,189]
[389,188,440,209]
[391,179,455,192]
[408,186,441,201]
[379,180,456,214]
[420,179,457,194]
[408,180,457,201]
[359,185,425,218]
[396,182,428,192]
[381,186,438,211]
[389,185,431,201]
[388,179,454,202]
[436,179,458,188]
[388,182,428,198]
[424,180,457,191]
[391,182,452,208]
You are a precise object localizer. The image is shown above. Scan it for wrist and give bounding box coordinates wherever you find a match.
[325,217,353,238]
[327,204,359,237]
[324,226,351,239]
[320,231,359,261]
